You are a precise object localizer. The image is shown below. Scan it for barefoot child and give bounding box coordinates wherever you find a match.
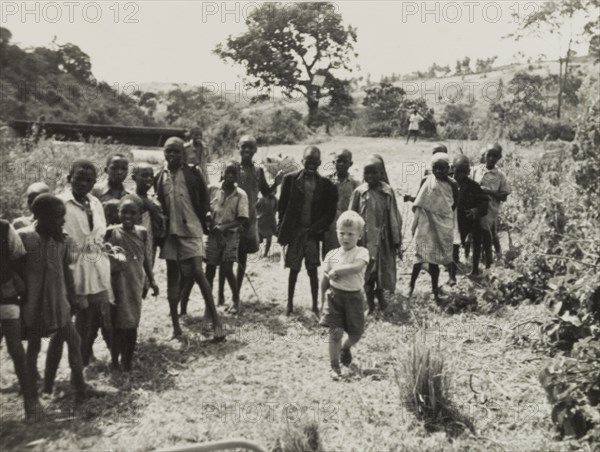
[472,144,510,268]
[350,156,402,314]
[256,193,278,258]
[12,182,50,230]
[132,164,165,299]
[105,196,158,371]
[320,211,369,380]
[1,220,39,418]
[58,160,113,365]
[18,194,103,403]
[155,137,224,340]
[92,154,130,203]
[277,146,338,315]
[322,149,360,257]
[409,153,457,302]
[205,161,249,314]
[453,156,488,276]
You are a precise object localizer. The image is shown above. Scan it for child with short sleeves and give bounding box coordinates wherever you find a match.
[58,159,113,365]
[205,161,249,314]
[105,196,158,371]
[256,192,277,258]
[320,211,369,380]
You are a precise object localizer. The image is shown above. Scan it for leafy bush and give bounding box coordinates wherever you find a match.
[507,114,576,142]
[438,104,478,140]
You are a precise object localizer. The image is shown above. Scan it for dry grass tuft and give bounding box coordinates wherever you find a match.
[273,421,323,452]
[398,340,475,438]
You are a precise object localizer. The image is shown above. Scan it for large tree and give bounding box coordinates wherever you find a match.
[214,2,357,127]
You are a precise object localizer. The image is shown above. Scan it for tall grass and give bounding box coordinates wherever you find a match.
[397,340,474,437]
[273,421,324,452]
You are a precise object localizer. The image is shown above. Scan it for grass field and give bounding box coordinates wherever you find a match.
[0,136,586,451]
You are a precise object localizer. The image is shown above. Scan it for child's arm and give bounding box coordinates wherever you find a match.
[141,229,158,297]
[328,260,368,280]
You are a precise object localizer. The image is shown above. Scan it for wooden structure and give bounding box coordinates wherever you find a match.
[8,120,187,147]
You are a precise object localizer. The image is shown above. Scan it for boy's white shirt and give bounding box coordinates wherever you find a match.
[323,245,369,292]
[58,190,113,299]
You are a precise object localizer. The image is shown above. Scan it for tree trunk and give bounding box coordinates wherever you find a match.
[557,58,563,119]
[307,96,319,129]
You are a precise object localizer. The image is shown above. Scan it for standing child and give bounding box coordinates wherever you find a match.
[452,156,488,276]
[409,153,457,302]
[322,149,360,258]
[58,160,113,365]
[12,182,50,230]
[92,154,130,203]
[18,195,103,403]
[1,219,39,418]
[256,192,277,258]
[132,164,165,299]
[472,144,510,268]
[154,137,224,340]
[278,146,338,316]
[406,109,423,144]
[320,211,369,380]
[205,161,249,314]
[350,157,402,314]
[105,196,159,371]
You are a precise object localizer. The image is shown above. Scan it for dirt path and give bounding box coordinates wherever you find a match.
[0,137,575,451]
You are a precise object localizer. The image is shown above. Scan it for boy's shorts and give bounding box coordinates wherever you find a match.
[160,235,204,261]
[239,223,260,254]
[319,287,365,338]
[205,230,240,266]
[284,234,320,271]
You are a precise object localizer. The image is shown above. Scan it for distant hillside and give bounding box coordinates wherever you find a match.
[0,27,154,127]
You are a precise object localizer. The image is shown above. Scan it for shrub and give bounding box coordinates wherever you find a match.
[273,421,324,452]
[366,124,392,137]
[507,114,576,142]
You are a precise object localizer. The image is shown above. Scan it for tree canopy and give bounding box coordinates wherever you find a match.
[214,2,357,127]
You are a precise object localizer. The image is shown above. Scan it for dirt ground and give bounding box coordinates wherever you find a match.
[0,137,584,451]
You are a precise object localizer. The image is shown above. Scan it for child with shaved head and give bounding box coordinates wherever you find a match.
[322,149,360,257]
[350,156,402,314]
[278,146,338,315]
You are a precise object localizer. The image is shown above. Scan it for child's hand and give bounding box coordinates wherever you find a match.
[274,170,284,186]
[150,281,159,297]
[329,269,339,281]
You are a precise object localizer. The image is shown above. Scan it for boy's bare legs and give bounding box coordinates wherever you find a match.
[365,278,376,315]
[179,275,194,315]
[182,257,225,340]
[341,333,361,366]
[287,269,299,315]
[470,230,483,276]
[409,263,422,298]
[307,267,319,315]
[263,237,272,258]
[166,260,183,337]
[221,261,240,312]
[430,264,441,302]
[328,327,344,377]
[375,288,387,311]
[217,266,226,306]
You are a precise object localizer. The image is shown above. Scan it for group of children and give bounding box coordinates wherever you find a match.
[1,137,511,416]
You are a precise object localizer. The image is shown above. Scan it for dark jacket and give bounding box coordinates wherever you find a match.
[456,177,488,242]
[277,170,338,246]
[154,165,210,236]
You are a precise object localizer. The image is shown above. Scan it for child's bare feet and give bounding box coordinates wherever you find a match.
[212,325,226,343]
[312,304,319,318]
[329,366,341,381]
[286,303,294,316]
[172,325,183,338]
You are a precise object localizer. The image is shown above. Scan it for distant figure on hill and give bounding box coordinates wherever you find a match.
[406,109,423,144]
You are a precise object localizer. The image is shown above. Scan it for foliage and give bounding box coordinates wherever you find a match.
[214,2,357,127]
[0,27,153,126]
[362,83,435,137]
[439,104,477,140]
[273,422,323,452]
[479,102,599,440]
[0,137,133,221]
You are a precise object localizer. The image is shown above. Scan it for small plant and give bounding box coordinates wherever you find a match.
[397,340,474,437]
[273,421,323,452]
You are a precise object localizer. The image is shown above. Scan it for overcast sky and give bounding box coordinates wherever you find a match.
[3,1,592,87]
